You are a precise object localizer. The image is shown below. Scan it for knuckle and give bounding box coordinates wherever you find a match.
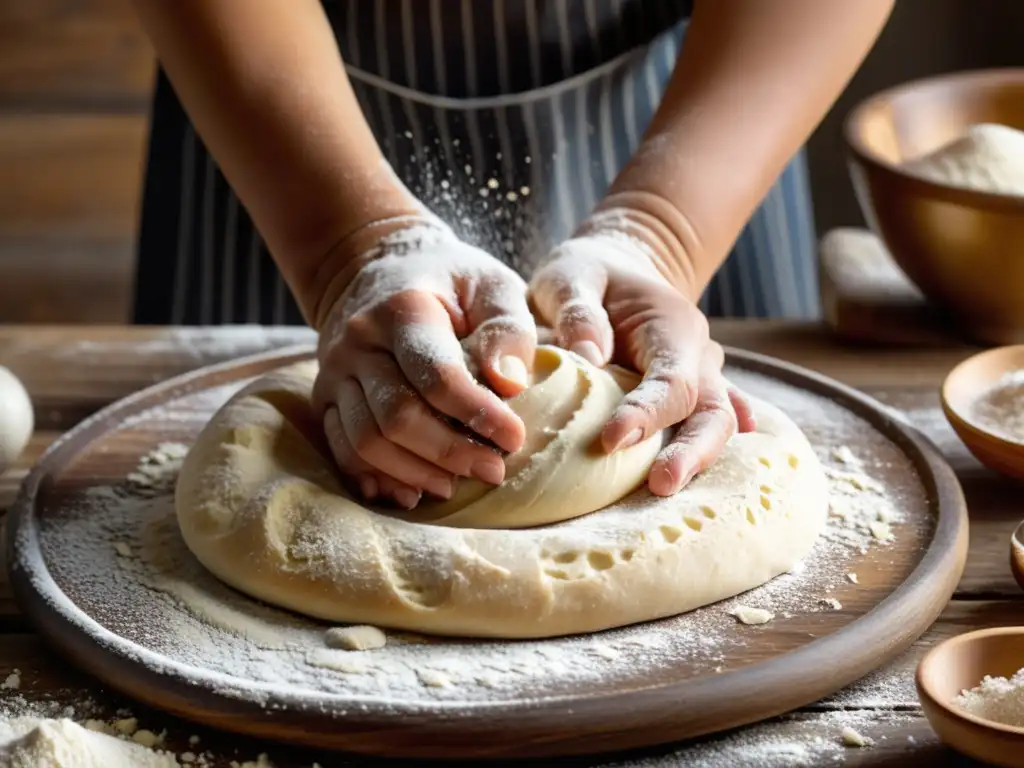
[379,398,420,441]
[351,424,385,459]
[423,363,466,401]
[436,437,463,465]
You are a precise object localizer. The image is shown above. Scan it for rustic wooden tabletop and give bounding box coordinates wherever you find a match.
[0,321,1006,767]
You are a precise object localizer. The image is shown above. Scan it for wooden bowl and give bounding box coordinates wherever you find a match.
[941,345,1024,480]
[917,628,1024,767]
[1010,520,1024,592]
[845,68,1024,345]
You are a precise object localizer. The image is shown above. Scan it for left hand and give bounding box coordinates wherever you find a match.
[529,225,756,497]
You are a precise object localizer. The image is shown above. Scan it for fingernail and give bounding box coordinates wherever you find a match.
[394,488,421,510]
[617,428,645,451]
[570,340,603,366]
[472,460,505,486]
[359,475,379,500]
[427,477,454,500]
[497,355,529,388]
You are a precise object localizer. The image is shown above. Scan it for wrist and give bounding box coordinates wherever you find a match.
[305,212,449,330]
[580,191,704,302]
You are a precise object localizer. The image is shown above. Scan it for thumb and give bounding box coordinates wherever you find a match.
[529,245,613,367]
[464,274,538,398]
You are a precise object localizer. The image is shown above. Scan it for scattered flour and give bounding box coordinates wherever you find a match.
[8,368,929,760]
[0,692,282,767]
[953,667,1024,726]
[904,123,1024,196]
[0,718,178,768]
[969,370,1024,444]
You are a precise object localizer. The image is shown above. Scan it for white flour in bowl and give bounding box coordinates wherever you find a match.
[903,123,1024,195]
[953,666,1024,727]
[969,369,1024,444]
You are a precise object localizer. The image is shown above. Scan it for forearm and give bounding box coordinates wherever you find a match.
[596,0,894,299]
[132,0,420,318]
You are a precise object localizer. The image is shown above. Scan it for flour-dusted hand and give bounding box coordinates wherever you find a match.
[314,217,536,509]
[529,219,755,497]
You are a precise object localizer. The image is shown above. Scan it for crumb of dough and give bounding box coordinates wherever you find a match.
[113,716,139,736]
[131,728,163,748]
[114,541,133,558]
[729,606,775,625]
[1,671,20,690]
[847,572,859,584]
[417,669,452,688]
[840,726,874,747]
[869,521,893,541]
[324,625,387,651]
[832,446,858,464]
[820,598,843,610]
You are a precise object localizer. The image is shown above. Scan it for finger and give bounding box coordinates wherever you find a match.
[729,386,757,433]
[464,273,537,398]
[333,377,456,502]
[529,247,613,366]
[647,380,738,497]
[358,353,506,485]
[600,343,702,455]
[322,405,423,508]
[385,293,525,453]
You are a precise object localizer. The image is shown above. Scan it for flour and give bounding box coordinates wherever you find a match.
[0,718,178,768]
[17,368,929,727]
[953,667,1024,726]
[616,710,909,767]
[969,369,1024,444]
[904,123,1024,196]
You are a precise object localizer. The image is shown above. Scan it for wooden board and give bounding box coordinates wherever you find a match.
[5,345,968,759]
[819,227,967,347]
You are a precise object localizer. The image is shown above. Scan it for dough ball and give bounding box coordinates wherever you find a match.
[0,366,33,472]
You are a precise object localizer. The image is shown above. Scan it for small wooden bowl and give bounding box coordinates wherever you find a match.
[1010,521,1024,593]
[917,628,1024,767]
[941,345,1024,480]
[845,69,1024,345]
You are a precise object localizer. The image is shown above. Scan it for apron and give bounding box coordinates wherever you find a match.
[134,0,820,325]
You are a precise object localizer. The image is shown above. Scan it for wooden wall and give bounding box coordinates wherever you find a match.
[0,0,1020,324]
[0,0,153,324]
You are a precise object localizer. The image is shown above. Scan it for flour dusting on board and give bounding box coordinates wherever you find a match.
[21,370,930,716]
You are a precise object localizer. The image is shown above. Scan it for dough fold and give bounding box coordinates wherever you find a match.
[175,346,828,639]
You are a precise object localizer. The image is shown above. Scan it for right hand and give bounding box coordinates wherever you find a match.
[313,217,537,510]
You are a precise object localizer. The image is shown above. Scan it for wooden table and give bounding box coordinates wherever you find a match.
[0,321,1010,766]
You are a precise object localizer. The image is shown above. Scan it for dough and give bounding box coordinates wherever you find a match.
[176,345,828,639]
[0,366,33,474]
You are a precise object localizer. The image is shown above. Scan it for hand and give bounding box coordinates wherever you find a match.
[529,225,756,497]
[313,218,536,509]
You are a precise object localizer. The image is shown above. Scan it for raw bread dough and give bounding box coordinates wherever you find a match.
[0,366,33,473]
[176,345,828,639]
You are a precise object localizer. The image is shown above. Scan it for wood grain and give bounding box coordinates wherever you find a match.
[0,0,154,111]
[0,115,146,241]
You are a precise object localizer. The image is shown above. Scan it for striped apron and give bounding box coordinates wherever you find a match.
[134,0,820,326]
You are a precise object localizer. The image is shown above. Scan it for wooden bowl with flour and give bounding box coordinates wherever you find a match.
[845,68,1024,345]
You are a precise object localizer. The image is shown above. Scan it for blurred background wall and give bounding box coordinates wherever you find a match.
[1,0,1022,324]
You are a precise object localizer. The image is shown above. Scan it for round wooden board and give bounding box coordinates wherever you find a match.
[5,346,968,760]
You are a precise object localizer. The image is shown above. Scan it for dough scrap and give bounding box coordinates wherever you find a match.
[324,625,387,651]
[730,606,775,625]
[175,345,828,639]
